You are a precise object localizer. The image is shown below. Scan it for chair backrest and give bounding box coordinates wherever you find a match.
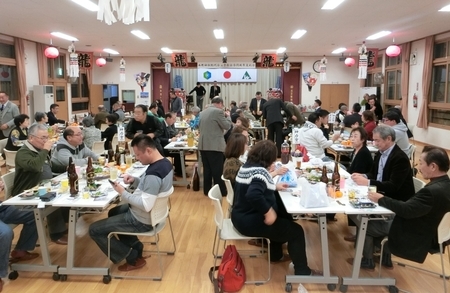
[4,149,17,167]
[91,140,105,155]
[413,177,426,193]
[150,196,170,226]
[112,134,118,149]
[100,123,108,131]
[208,184,224,230]
[221,175,234,207]
[1,170,15,199]
[438,212,450,244]
[406,144,416,161]
[0,138,7,155]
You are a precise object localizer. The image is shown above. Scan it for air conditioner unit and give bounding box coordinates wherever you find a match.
[32,85,54,117]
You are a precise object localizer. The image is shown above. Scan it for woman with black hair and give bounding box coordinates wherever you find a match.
[5,114,29,151]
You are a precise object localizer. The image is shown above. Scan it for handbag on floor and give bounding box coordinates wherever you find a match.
[209,244,246,293]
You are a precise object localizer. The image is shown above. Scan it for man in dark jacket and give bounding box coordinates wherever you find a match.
[369,146,450,264]
[47,103,66,126]
[249,91,266,120]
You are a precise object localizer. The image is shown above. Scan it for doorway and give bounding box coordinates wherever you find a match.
[103,84,119,112]
[320,84,350,113]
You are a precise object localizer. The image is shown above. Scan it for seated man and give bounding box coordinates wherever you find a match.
[298,113,340,160]
[342,103,363,128]
[89,135,174,271]
[1,181,39,291]
[238,102,255,121]
[51,126,99,173]
[147,102,164,122]
[350,125,415,270]
[160,112,182,176]
[382,111,410,155]
[369,146,450,264]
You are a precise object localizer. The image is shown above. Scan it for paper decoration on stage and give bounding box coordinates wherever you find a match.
[302,72,317,92]
[261,54,277,67]
[319,56,327,81]
[172,53,188,67]
[358,42,368,79]
[266,88,283,99]
[68,42,79,79]
[135,72,150,92]
[120,58,126,82]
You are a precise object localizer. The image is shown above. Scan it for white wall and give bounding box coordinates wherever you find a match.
[23,40,39,115]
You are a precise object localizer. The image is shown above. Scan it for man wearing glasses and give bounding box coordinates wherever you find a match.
[51,126,99,174]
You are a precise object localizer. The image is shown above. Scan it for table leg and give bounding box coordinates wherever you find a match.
[171,150,189,187]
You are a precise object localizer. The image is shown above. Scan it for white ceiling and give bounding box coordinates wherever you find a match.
[1,0,450,59]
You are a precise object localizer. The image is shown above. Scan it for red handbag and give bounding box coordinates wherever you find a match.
[209,245,246,293]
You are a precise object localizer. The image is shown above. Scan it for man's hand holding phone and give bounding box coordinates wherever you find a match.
[109,179,125,195]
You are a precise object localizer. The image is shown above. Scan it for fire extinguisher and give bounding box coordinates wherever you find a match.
[413,93,418,108]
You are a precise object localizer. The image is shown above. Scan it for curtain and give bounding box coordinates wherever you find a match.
[417,36,434,129]
[36,43,48,85]
[171,68,279,107]
[400,42,411,120]
[14,37,27,114]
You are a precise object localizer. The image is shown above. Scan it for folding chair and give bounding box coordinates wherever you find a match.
[221,175,234,218]
[4,149,17,173]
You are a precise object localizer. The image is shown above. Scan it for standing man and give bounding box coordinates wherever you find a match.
[249,91,266,121]
[125,104,164,155]
[94,105,109,129]
[112,102,125,122]
[285,101,305,127]
[189,82,206,111]
[369,146,450,264]
[209,81,221,100]
[350,125,414,270]
[263,96,296,157]
[47,103,66,126]
[198,97,232,196]
[0,91,20,140]
[368,95,383,122]
[170,91,183,117]
[160,112,182,176]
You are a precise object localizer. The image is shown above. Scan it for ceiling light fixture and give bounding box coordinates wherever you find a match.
[202,0,217,9]
[291,30,307,39]
[50,32,79,42]
[220,47,228,53]
[71,0,98,12]
[276,47,286,54]
[131,30,150,40]
[439,4,450,11]
[214,29,224,39]
[332,47,346,54]
[103,48,119,55]
[161,47,173,54]
[366,31,391,40]
[321,0,345,10]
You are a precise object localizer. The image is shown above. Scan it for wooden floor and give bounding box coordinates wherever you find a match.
[1,140,450,293]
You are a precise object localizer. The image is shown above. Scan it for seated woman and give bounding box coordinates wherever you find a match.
[5,114,29,151]
[347,126,374,174]
[231,140,321,275]
[82,117,101,149]
[101,114,118,150]
[223,133,247,187]
[362,110,376,141]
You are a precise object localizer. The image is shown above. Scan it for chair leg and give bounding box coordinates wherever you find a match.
[378,237,388,278]
[440,244,448,293]
[167,215,176,254]
[154,234,164,280]
[211,229,219,257]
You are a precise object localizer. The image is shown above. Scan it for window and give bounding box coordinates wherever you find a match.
[384,55,402,108]
[47,54,66,80]
[71,72,89,112]
[365,54,383,87]
[429,39,450,127]
[0,41,19,104]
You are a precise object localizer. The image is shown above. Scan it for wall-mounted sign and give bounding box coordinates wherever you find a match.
[197,68,257,83]
[197,62,255,69]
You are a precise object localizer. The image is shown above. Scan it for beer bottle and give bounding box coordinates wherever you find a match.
[68,157,79,196]
[74,115,78,124]
[192,163,200,191]
[108,141,115,163]
[115,145,121,165]
[320,166,329,184]
[124,142,130,156]
[86,157,95,189]
[332,161,340,191]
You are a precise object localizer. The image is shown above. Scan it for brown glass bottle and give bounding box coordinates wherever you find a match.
[115,145,121,165]
[86,157,95,188]
[320,166,329,184]
[192,164,200,191]
[108,141,114,163]
[124,142,130,156]
[74,115,78,124]
[68,157,79,196]
[332,162,340,190]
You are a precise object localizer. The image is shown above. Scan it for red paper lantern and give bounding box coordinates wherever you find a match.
[96,57,107,67]
[344,57,355,67]
[44,47,59,59]
[386,45,401,57]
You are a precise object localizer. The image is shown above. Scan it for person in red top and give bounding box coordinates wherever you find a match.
[362,110,376,140]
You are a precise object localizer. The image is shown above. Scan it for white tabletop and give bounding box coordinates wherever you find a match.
[164,141,198,150]
[329,144,378,153]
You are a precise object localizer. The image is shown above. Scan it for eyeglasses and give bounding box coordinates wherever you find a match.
[31,135,49,141]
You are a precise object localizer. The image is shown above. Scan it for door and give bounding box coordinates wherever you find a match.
[53,82,68,121]
[90,84,103,114]
[320,84,349,113]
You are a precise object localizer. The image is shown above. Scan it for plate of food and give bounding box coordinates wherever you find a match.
[19,191,38,200]
[93,166,110,180]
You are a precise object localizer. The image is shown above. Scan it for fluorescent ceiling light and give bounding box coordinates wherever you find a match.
[321,0,345,10]
[332,47,346,54]
[202,0,217,9]
[51,32,79,41]
[161,47,173,54]
[366,31,391,40]
[439,4,450,11]
[276,47,286,54]
[131,30,150,40]
[214,29,224,39]
[71,0,98,12]
[220,47,228,53]
[103,48,119,54]
[291,30,307,39]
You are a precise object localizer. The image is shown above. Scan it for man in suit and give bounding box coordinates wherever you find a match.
[313,99,322,113]
[0,91,20,139]
[263,96,296,157]
[198,97,232,196]
[159,112,182,176]
[209,81,221,100]
[350,125,415,270]
[47,103,66,126]
[369,145,450,264]
[249,91,266,120]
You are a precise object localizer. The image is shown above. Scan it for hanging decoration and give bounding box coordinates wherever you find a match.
[97,0,150,25]
[260,54,277,67]
[358,41,368,79]
[165,62,171,73]
[302,72,317,92]
[119,57,126,82]
[44,39,59,59]
[319,55,327,81]
[135,72,150,92]
[96,57,107,67]
[171,53,188,67]
[344,57,355,67]
[283,61,290,72]
[386,44,401,57]
[68,42,79,81]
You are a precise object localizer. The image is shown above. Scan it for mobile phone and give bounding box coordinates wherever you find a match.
[108,179,116,186]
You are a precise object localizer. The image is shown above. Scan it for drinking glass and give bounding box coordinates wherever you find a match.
[110,167,118,180]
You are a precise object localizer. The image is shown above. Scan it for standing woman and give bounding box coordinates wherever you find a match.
[231,140,321,276]
[5,114,29,151]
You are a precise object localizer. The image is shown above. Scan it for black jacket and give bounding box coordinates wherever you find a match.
[47,111,65,126]
[249,98,267,119]
[347,146,373,174]
[101,124,117,150]
[262,98,292,126]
